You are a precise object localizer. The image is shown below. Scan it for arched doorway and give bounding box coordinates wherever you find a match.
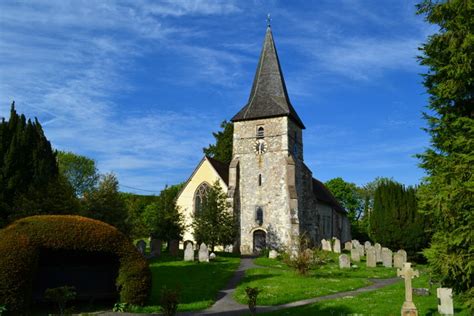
[253,230,266,254]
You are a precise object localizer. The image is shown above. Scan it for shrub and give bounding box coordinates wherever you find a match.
[159,286,180,316]
[44,286,76,315]
[0,215,151,313]
[245,287,260,315]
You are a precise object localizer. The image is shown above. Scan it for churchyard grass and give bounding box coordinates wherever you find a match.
[260,269,470,315]
[129,252,240,312]
[234,252,395,306]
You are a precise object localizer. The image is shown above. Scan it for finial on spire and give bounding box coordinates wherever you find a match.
[266,13,271,27]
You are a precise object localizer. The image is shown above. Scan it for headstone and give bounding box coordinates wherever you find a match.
[344,241,352,251]
[413,288,430,296]
[209,252,216,260]
[394,253,404,269]
[375,243,382,262]
[437,288,454,315]
[169,239,179,257]
[150,239,162,257]
[199,243,209,262]
[366,247,376,268]
[352,239,360,248]
[136,240,146,255]
[364,241,371,249]
[184,243,194,261]
[321,239,332,251]
[397,249,407,264]
[357,244,364,257]
[382,247,393,268]
[269,250,278,259]
[339,254,350,269]
[350,247,360,262]
[397,262,420,316]
[333,238,341,253]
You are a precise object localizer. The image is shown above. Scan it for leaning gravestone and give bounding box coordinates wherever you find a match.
[375,243,382,262]
[350,247,360,262]
[366,246,376,268]
[344,241,352,251]
[333,238,341,253]
[382,247,393,268]
[136,240,146,255]
[339,254,350,269]
[364,241,371,249]
[394,253,404,269]
[397,249,407,264]
[169,239,179,257]
[199,243,209,262]
[269,250,278,259]
[150,239,162,258]
[437,288,454,315]
[184,243,194,262]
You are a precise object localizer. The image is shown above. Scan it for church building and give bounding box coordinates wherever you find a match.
[176,26,351,255]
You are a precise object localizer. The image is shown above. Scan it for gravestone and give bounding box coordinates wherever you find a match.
[357,244,364,257]
[382,247,393,268]
[397,262,419,316]
[397,249,407,264]
[199,243,209,262]
[150,239,162,258]
[344,241,352,251]
[437,288,454,315]
[352,239,360,248]
[339,254,350,269]
[413,288,430,296]
[321,239,332,251]
[375,243,382,262]
[364,241,371,249]
[184,243,194,262]
[394,253,404,268]
[333,238,341,253]
[350,247,360,262]
[209,252,216,260]
[366,247,376,268]
[169,239,179,257]
[136,240,146,255]
[269,250,278,259]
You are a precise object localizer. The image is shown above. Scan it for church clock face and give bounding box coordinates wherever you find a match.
[254,139,267,155]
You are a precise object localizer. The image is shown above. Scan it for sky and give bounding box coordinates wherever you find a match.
[0,0,437,194]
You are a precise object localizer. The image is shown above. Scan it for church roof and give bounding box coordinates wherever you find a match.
[231,27,305,129]
[206,156,229,185]
[312,178,346,214]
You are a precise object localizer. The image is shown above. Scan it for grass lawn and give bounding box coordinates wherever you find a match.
[129,251,240,313]
[234,252,397,306]
[260,270,470,315]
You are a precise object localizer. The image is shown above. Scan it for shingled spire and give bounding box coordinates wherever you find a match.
[231,26,305,129]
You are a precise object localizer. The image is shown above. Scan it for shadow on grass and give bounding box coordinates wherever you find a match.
[260,303,355,315]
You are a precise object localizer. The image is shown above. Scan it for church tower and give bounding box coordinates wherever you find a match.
[228,26,306,255]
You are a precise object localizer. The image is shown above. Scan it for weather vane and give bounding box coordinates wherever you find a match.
[267,13,271,27]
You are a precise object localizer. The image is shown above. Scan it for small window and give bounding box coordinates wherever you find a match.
[256,126,264,139]
[258,174,262,186]
[256,207,263,225]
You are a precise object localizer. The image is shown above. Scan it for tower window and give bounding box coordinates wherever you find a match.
[258,174,262,186]
[256,207,263,226]
[256,126,264,139]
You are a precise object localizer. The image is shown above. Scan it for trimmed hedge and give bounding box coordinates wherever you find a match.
[0,215,151,312]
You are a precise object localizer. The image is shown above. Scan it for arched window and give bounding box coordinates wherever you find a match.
[255,207,263,226]
[256,126,264,139]
[194,182,210,215]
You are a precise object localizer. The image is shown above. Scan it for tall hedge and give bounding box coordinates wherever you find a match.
[0,215,151,312]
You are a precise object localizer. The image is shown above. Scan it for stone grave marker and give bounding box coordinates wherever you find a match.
[321,239,332,251]
[364,241,371,249]
[397,249,407,264]
[397,262,419,316]
[169,239,179,257]
[357,244,364,257]
[352,239,360,248]
[199,243,209,262]
[209,252,216,260]
[136,240,146,255]
[333,238,341,253]
[437,288,454,315]
[150,239,161,258]
[344,241,352,251]
[394,252,404,268]
[339,254,350,269]
[413,288,430,296]
[366,246,376,268]
[350,247,360,262]
[382,247,393,268]
[269,249,278,259]
[375,243,382,262]
[184,242,194,261]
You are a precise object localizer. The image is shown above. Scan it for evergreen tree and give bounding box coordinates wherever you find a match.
[416,0,474,305]
[203,120,233,163]
[192,181,236,251]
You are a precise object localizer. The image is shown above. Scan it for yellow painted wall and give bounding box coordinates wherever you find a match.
[176,158,228,244]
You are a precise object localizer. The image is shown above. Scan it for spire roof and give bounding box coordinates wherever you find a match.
[231,26,305,129]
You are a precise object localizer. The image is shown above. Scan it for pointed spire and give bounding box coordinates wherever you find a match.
[231,25,305,129]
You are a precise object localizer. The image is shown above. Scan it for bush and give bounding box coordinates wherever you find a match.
[0,215,151,312]
[159,286,180,316]
[44,286,76,315]
[245,287,260,315]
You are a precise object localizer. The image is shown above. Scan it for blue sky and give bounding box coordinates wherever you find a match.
[0,0,435,194]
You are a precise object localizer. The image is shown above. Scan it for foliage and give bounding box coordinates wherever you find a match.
[82,173,129,233]
[0,305,6,315]
[203,120,233,164]
[192,181,236,251]
[369,179,430,259]
[159,286,180,316]
[0,102,78,227]
[57,151,99,197]
[121,193,161,239]
[281,236,331,275]
[0,215,151,312]
[44,286,77,316]
[142,184,184,243]
[416,0,474,306]
[245,287,260,315]
[112,302,129,312]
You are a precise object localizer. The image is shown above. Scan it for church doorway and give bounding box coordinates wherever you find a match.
[253,230,266,254]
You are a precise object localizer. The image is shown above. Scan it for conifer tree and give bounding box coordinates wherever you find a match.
[203,120,233,163]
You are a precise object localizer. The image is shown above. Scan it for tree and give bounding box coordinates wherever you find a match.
[192,181,236,251]
[121,192,161,239]
[203,120,233,163]
[416,0,474,305]
[57,151,99,196]
[82,173,129,232]
[142,184,184,243]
